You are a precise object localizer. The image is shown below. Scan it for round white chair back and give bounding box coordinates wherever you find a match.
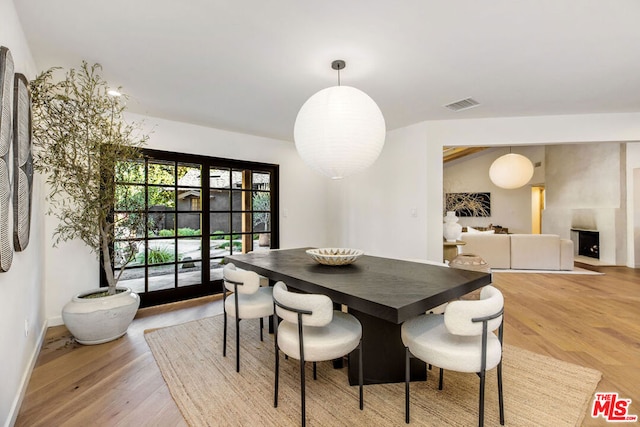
[272,281,333,327]
[444,285,504,336]
[223,263,261,294]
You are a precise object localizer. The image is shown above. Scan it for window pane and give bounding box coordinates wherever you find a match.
[149,212,175,237]
[115,184,145,211]
[177,163,201,187]
[177,189,202,212]
[210,213,230,234]
[210,189,230,211]
[232,212,247,234]
[253,212,270,232]
[148,187,175,209]
[116,160,145,184]
[147,239,176,265]
[178,237,201,262]
[148,265,175,290]
[253,172,270,191]
[210,234,240,259]
[148,160,175,185]
[178,260,202,287]
[115,213,146,239]
[114,239,144,268]
[210,233,231,252]
[252,191,270,211]
[177,213,201,234]
[231,190,244,211]
[232,170,243,189]
[210,168,230,189]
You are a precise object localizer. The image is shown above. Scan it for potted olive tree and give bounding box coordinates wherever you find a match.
[31,62,149,344]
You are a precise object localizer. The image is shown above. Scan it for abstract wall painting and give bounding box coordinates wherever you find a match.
[445,192,491,217]
[0,46,14,272]
[13,73,33,251]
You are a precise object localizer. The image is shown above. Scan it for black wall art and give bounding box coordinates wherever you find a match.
[445,192,491,217]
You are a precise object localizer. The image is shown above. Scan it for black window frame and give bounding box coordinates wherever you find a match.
[102,148,279,308]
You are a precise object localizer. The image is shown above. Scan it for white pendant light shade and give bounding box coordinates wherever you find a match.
[489,153,534,189]
[294,85,386,179]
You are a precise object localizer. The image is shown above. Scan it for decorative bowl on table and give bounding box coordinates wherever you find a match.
[306,248,364,266]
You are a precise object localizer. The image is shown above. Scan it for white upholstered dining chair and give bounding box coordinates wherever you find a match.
[402,285,505,426]
[272,281,363,427]
[222,262,274,372]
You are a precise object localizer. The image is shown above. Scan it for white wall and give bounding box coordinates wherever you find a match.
[338,113,640,266]
[543,143,626,264]
[626,143,640,267]
[44,113,331,324]
[0,0,45,425]
[331,123,427,259]
[425,113,640,146]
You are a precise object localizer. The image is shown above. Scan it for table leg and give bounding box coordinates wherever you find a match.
[347,308,426,385]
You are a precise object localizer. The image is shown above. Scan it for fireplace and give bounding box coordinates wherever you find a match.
[572,229,600,259]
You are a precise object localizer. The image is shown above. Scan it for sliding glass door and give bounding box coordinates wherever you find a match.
[109,149,279,307]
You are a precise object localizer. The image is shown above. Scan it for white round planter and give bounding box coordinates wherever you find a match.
[62,287,140,345]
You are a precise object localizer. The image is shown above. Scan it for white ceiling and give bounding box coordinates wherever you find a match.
[14,0,640,142]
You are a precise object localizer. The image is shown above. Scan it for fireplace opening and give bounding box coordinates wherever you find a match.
[575,230,600,259]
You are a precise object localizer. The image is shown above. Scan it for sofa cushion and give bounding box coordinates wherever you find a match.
[466,226,495,234]
[459,233,510,269]
[510,234,560,270]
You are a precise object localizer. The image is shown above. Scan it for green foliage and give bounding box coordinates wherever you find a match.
[210,231,240,240]
[30,62,150,293]
[136,246,175,264]
[219,241,243,251]
[177,228,200,236]
[114,162,178,209]
[156,228,200,237]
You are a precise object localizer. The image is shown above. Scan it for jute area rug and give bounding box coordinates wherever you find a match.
[145,315,601,426]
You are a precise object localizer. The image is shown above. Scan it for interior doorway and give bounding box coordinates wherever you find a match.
[531,185,545,234]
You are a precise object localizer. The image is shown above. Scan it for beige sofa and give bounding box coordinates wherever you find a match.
[459,233,574,270]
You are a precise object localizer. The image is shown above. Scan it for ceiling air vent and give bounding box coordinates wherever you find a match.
[444,97,480,112]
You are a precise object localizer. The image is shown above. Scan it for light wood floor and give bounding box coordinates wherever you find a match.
[15,266,639,426]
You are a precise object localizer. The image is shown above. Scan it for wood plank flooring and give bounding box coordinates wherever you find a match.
[15,266,640,426]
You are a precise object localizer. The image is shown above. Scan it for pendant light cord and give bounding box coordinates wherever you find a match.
[331,59,346,87]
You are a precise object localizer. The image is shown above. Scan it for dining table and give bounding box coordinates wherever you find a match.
[225,247,492,385]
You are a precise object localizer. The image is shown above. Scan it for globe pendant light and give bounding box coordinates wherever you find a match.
[294,60,386,180]
[489,151,534,189]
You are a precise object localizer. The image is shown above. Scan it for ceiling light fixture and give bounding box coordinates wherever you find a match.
[489,150,534,189]
[294,60,386,180]
[107,89,122,97]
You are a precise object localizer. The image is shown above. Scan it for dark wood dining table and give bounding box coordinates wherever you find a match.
[225,247,492,385]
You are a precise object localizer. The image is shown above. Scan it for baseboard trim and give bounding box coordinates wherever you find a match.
[47,315,63,327]
[5,319,48,427]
